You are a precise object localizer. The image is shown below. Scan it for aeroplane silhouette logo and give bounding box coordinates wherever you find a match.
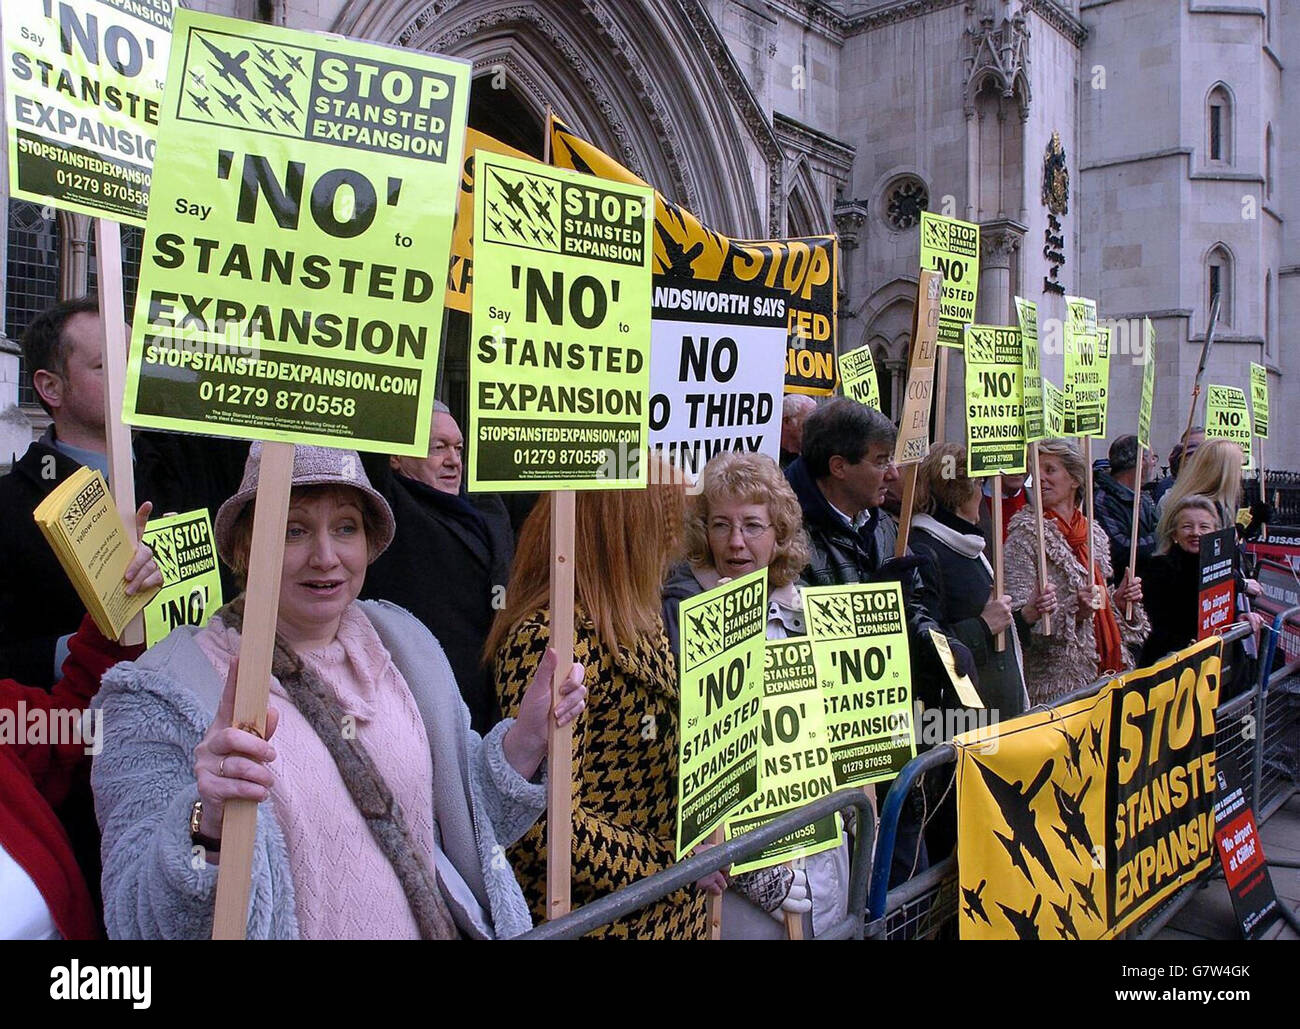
[684,600,726,668]
[179,30,313,136]
[921,217,948,251]
[482,167,560,252]
[808,595,854,639]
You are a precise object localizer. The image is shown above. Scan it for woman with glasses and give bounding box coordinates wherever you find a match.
[663,451,849,938]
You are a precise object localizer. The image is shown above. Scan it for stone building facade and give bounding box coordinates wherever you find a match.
[2,0,1294,470]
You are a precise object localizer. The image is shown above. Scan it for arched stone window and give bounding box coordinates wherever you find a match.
[1265,123,1274,199]
[1207,84,1233,164]
[1265,271,1273,357]
[6,200,62,408]
[1206,243,1233,327]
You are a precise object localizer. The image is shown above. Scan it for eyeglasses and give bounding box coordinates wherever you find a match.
[707,519,773,540]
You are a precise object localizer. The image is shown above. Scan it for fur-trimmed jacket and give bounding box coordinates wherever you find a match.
[1004,508,1150,707]
[90,600,545,939]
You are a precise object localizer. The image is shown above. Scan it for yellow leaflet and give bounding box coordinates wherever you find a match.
[139,508,223,646]
[964,323,1026,476]
[32,467,157,638]
[122,8,469,456]
[802,582,915,788]
[675,569,767,858]
[2,0,175,225]
[954,639,1220,939]
[1250,362,1269,440]
[919,212,979,349]
[928,628,982,709]
[1016,296,1045,443]
[726,637,844,874]
[469,151,653,491]
[838,344,880,411]
[1205,384,1253,471]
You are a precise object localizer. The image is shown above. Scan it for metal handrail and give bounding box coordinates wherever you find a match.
[519,788,876,940]
[1259,604,1300,686]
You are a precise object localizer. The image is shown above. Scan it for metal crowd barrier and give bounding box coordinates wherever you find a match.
[520,617,1300,940]
[519,788,875,940]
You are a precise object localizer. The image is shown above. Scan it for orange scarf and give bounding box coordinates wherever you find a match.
[1045,506,1125,676]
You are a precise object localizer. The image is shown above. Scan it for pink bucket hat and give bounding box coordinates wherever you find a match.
[214,443,396,568]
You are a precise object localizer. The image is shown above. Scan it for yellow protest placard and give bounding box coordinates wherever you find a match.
[550,119,838,395]
[32,467,158,638]
[121,8,470,456]
[444,127,532,313]
[1064,296,1100,437]
[1096,325,1112,439]
[1206,384,1252,470]
[469,151,652,491]
[920,212,979,349]
[1043,377,1065,438]
[955,638,1220,939]
[139,509,223,646]
[838,344,881,411]
[725,638,844,875]
[676,569,767,858]
[929,628,982,708]
[964,324,1025,476]
[1016,297,1045,443]
[2,0,175,225]
[803,583,915,788]
[1138,319,1156,450]
[1250,362,1269,440]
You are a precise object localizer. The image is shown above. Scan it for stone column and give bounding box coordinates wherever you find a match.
[833,200,869,331]
[977,219,1025,326]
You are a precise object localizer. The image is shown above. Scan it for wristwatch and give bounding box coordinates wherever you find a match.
[189,799,222,852]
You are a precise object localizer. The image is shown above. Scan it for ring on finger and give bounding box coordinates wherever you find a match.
[218,757,227,777]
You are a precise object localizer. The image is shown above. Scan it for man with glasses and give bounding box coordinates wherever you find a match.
[785,397,974,886]
[360,401,515,733]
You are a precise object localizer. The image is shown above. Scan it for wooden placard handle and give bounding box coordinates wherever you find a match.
[894,463,918,559]
[211,441,295,940]
[707,825,724,940]
[934,347,950,442]
[94,219,143,646]
[546,490,576,920]
[1030,442,1053,636]
[1126,443,1144,620]
[1084,437,1098,612]
[992,475,1005,652]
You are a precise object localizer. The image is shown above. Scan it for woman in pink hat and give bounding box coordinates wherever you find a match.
[92,444,585,939]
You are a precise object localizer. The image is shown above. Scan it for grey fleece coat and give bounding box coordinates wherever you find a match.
[90,600,545,939]
[1004,508,1150,707]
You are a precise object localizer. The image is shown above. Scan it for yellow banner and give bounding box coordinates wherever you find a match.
[445,128,533,313]
[549,118,838,395]
[122,8,470,455]
[955,638,1221,939]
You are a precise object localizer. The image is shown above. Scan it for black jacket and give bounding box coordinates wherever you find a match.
[784,458,971,710]
[0,431,249,687]
[909,510,1029,720]
[1093,470,1158,585]
[1139,546,1200,666]
[360,455,514,734]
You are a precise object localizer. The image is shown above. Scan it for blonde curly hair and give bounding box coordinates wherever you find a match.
[684,451,810,589]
